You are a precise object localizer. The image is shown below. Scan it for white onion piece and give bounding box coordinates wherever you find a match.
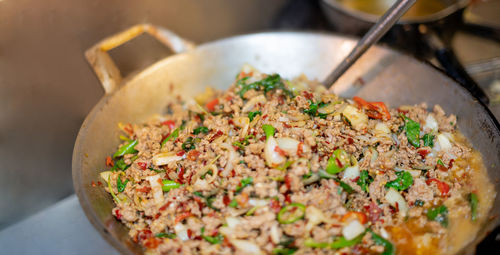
[265,137,286,167]
[317,103,337,114]
[153,152,185,166]
[270,225,280,244]
[248,199,268,207]
[374,122,391,136]
[219,143,236,176]
[424,114,439,132]
[242,95,266,113]
[385,188,409,217]
[231,239,263,255]
[233,117,250,137]
[342,219,365,240]
[342,105,368,131]
[276,137,300,156]
[226,217,241,229]
[146,174,164,206]
[100,171,112,183]
[342,164,360,181]
[305,206,329,232]
[380,227,390,239]
[408,169,421,178]
[174,223,189,241]
[437,134,452,151]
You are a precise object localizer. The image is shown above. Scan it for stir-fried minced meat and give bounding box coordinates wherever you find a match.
[99,65,493,255]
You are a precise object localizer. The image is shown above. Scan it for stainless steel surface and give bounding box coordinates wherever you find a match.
[0,195,117,255]
[73,31,500,254]
[324,0,416,87]
[0,0,288,229]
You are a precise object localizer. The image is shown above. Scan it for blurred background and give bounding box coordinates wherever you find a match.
[0,0,499,252]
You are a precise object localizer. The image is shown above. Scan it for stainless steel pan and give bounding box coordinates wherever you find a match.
[72,24,500,254]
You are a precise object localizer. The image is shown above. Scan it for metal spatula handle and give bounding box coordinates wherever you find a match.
[324,0,416,87]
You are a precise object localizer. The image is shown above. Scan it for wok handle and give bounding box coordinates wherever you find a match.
[419,25,490,105]
[85,24,195,94]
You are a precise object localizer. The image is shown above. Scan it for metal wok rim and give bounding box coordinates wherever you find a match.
[72,31,500,254]
[321,0,469,25]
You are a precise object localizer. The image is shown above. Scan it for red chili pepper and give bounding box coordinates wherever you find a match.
[176,150,186,156]
[341,211,368,224]
[353,96,391,120]
[114,209,122,220]
[448,159,455,169]
[137,229,152,242]
[106,156,114,167]
[136,186,151,193]
[284,175,292,190]
[297,142,304,157]
[365,202,382,223]
[177,167,185,184]
[262,114,268,119]
[123,123,134,136]
[161,120,176,130]
[417,149,430,159]
[144,237,161,249]
[236,192,249,207]
[187,229,193,239]
[238,71,253,79]
[91,181,96,187]
[174,212,193,224]
[269,199,281,213]
[209,130,223,142]
[137,162,147,170]
[187,150,200,161]
[206,98,219,112]
[223,195,231,206]
[426,178,450,196]
[159,202,171,211]
[302,91,314,100]
[284,193,292,204]
[274,146,287,156]
[347,137,354,145]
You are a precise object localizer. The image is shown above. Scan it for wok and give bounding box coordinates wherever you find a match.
[72,24,500,254]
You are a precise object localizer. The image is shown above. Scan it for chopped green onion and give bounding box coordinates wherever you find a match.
[155,232,176,239]
[201,227,224,244]
[357,170,373,193]
[304,239,329,248]
[262,124,275,140]
[427,205,448,227]
[334,178,354,194]
[119,135,132,142]
[330,234,364,249]
[113,140,138,158]
[369,230,394,255]
[116,177,129,193]
[271,248,297,255]
[107,175,121,204]
[162,180,181,192]
[181,137,197,151]
[114,158,129,171]
[229,199,238,208]
[437,159,445,167]
[277,203,306,224]
[469,192,478,221]
[385,171,413,191]
[326,149,350,174]
[193,126,210,135]
[248,111,262,122]
[161,128,179,147]
[276,161,294,171]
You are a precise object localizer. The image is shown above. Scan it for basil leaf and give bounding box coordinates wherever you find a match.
[427,205,448,227]
[385,171,413,191]
[422,133,435,147]
[193,126,209,135]
[248,111,262,122]
[357,170,373,192]
[404,116,421,148]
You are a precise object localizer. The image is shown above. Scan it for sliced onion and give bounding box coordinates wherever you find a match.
[342,219,365,240]
[225,217,241,229]
[380,227,390,239]
[342,105,368,131]
[305,206,329,232]
[270,224,280,244]
[424,114,438,132]
[233,117,250,137]
[437,133,452,151]
[374,122,391,136]
[242,95,266,113]
[153,152,185,166]
[317,103,337,114]
[174,223,189,241]
[265,137,286,167]
[342,164,360,181]
[276,137,300,156]
[146,174,164,206]
[385,188,409,217]
[248,199,268,207]
[100,171,112,183]
[219,143,236,176]
[231,239,263,255]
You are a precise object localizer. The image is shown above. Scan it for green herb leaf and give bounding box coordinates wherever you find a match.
[229,199,238,208]
[181,137,196,151]
[262,124,275,140]
[248,111,262,122]
[330,234,365,249]
[404,116,421,148]
[303,100,327,118]
[357,170,373,192]
[201,227,224,244]
[469,193,478,221]
[113,140,138,158]
[385,171,413,191]
[237,74,293,98]
[304,239,329,248]
[437,159,445,167]
[422,133,435,147]
[427,205,448,227]
[114,158,129,171]
[193,126,209,135]
[162,180,181,192]
[276,161,294,171]
[235,177,253,194]
[272,248,298,255]
[334,178,355,194]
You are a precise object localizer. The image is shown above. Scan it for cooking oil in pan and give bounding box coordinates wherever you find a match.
[337,0,448,19]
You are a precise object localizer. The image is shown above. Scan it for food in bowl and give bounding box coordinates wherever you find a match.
[99,65,495,254]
